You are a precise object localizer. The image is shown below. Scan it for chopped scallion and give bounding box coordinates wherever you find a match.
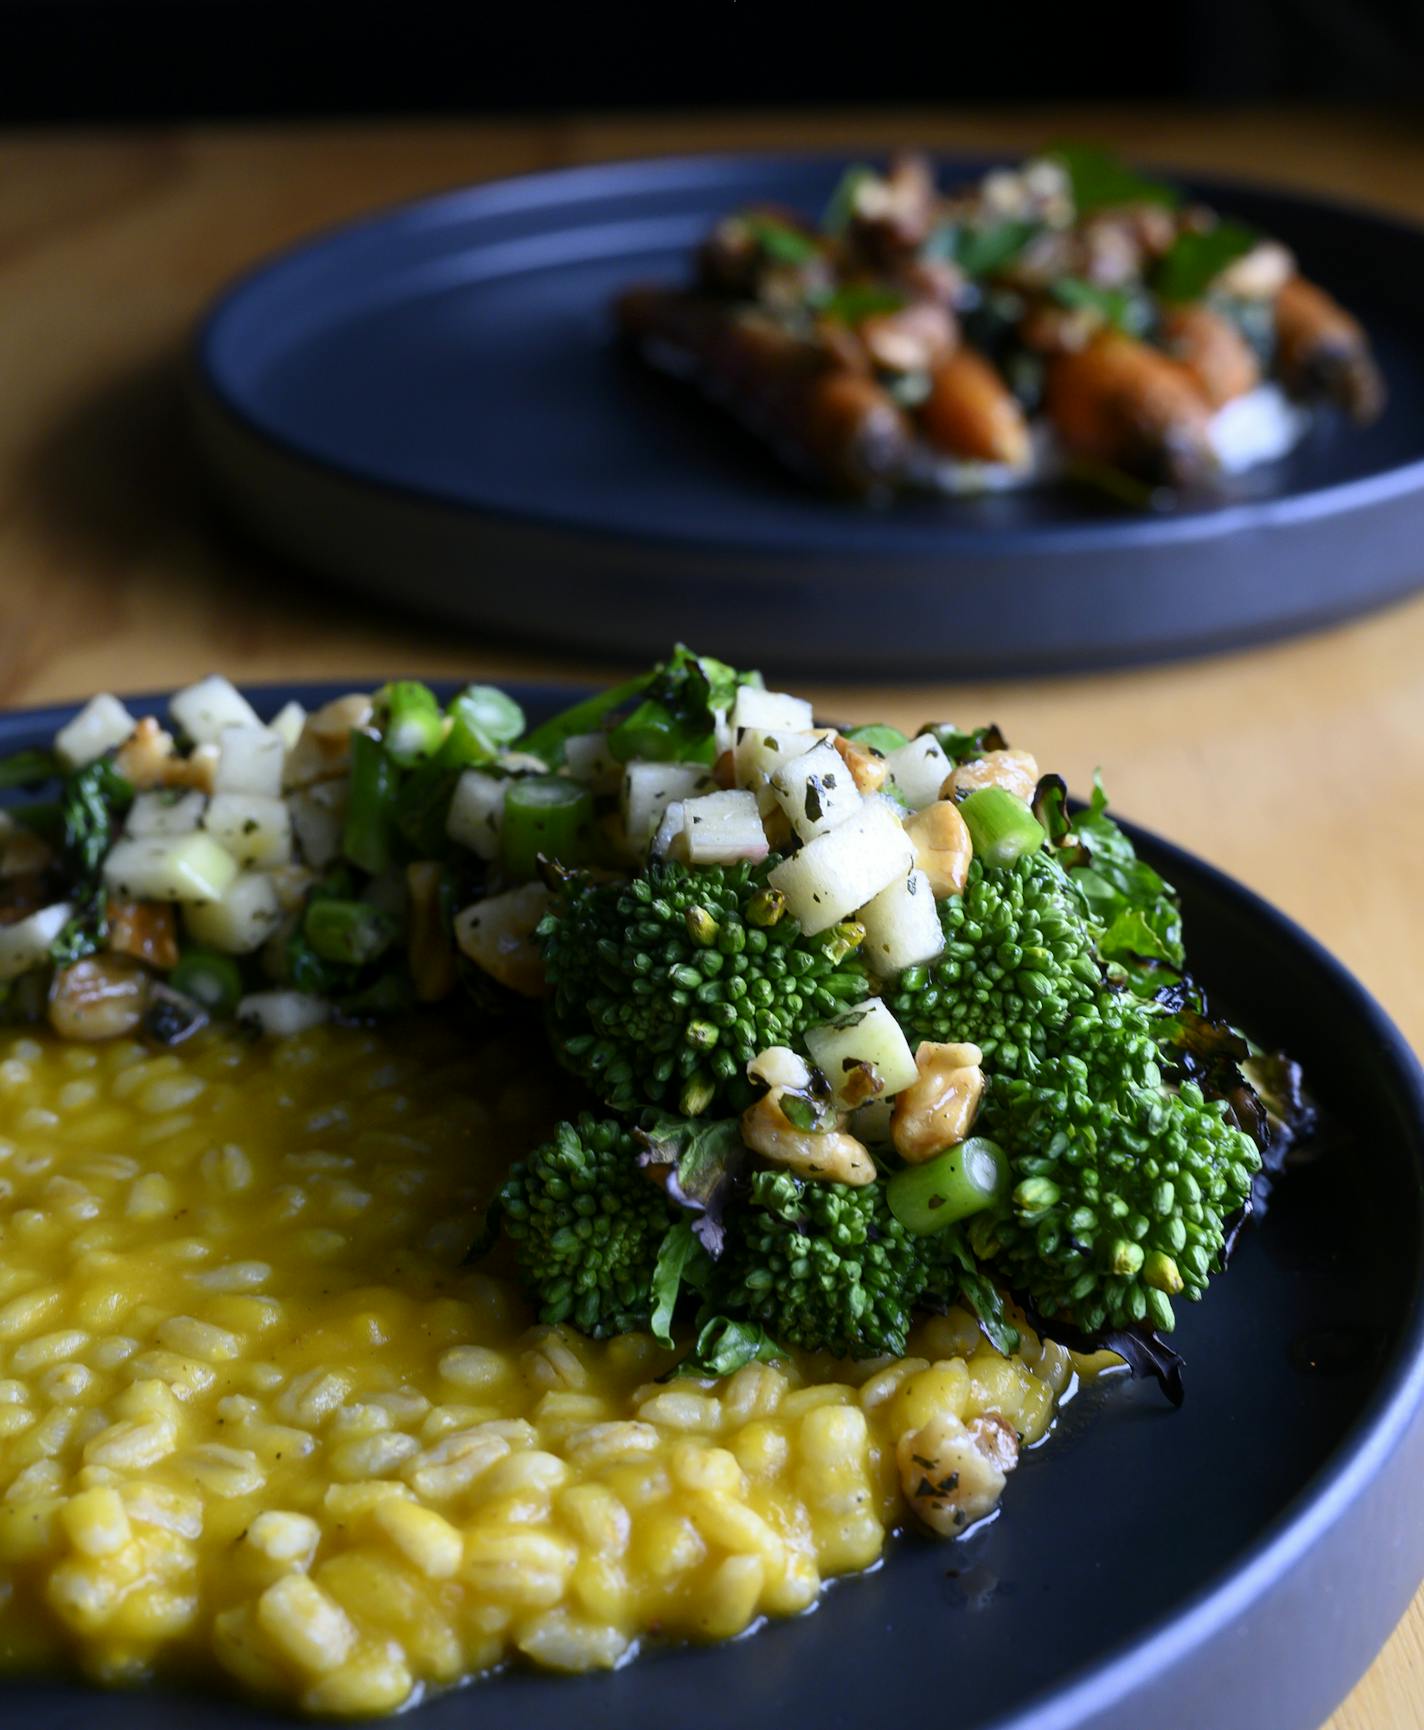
[499,775,593,880]
[342,731,398,874]
[377,682,444,767]
[170,949,243,1019]
[303,898,397,967]
[887,1137,1010,1234]
[959,786,1047,867]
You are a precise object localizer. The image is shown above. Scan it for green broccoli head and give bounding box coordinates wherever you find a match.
[714,1168,928,1359]
[970,995,1262,1336]
[887,852,1103,1077]
[539,858,870,1117]
[498,1114,673,1337]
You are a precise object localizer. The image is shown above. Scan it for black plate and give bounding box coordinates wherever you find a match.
[190,155,1424,676]
[3,682,1423,1730]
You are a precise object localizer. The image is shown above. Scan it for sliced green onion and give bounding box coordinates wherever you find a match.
[171,949,243,1018]
[439,685,525,767]
[517,673,653,767]
[887,1137,1010,1235]
[303,898,397,967]
[959,786,1047,867]
[0,748,59,790]
[377,681,443,767]
[499,775,593,879]
[339,972,417,1018]
[342,731,398,875]
[844,724,909,755]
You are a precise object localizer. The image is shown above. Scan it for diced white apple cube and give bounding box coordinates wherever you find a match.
[288,781,347,869]
[54,694,135,770]
[127,789,205,839]
[804,998,920,1103]
[731,687,815,734]
[770,737,863,842]
[734,726,835,813]
[103,834,238,904]
[267,701,307,753]
[562,733,622,792]
[767,797,913,934]
[859,867,946,975]
[215,726,285,798]
[183,871,283,954]
[0,903,74,980]
[650,800,686,859]
[446,769,506,860]
[886,735,954,810]
[679,790,768,866]
[170,675,263,745]
[237,991,330,1036]
[203,793,293,869]
[622,762,714,851]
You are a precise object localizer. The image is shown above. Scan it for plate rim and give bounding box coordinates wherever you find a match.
[191,148,1424,560]
[2,677,1422,1730]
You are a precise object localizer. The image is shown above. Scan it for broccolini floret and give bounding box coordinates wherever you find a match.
[888,852,1103,1076]
[712,1168,928,1359]
[539,859,869,1116]
[498,1114,673,1337]
[969,996,1262,1336]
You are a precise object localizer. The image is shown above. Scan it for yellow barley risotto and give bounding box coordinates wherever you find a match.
[0,1021,1099,1715]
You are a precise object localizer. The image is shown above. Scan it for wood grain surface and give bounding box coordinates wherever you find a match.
[0,107,1420,1726]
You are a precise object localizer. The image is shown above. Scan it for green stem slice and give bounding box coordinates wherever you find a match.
[499,775,594,880]
[887,1136,1010,1235]
[959,787,1047,867]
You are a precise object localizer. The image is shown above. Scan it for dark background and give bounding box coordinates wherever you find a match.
[3,0,1424,121]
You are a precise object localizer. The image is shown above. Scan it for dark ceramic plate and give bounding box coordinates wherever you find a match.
[189,155,1424,676]
[2,682,1423,1730]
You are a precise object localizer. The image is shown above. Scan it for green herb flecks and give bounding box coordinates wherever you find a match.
[1154,222,1257,304]
[1048,142,1179,216]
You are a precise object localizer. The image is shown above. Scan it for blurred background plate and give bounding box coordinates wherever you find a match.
[190,154,1424,676]
[1,682,1423,1730]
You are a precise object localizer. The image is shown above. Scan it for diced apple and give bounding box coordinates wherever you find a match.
[0,903,74,980]
[678,790,768,865]
[804,998,920,1103]
[622,762,714,850]
[103,834,238,904]
[126,790,206,839]
[203,793,293,870]
[770,737,863,842]
[562,734,622,792]
[731,687,815,734]
[734,726,834,813]
[859,867,946,975]
[215,726,285,797]
[446,770,506,860]
[237,991,330,1035]
[55,694,135,770]
[886,735,954,809]
[767,797,913,934]
[268,701,307,753]
[170,675,263,745]
[650,800,686,859]
[183,872,283,955]
[287,781,347,870]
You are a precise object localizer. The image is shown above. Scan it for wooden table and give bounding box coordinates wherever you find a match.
[0,108,1420,1726]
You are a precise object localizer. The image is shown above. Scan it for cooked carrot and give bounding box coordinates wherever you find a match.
[617,289,911,494]
[921,349,1032,468]
[1160,304,1260,408]
[1045,331,1215,487]
[1274,276,1385,423]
